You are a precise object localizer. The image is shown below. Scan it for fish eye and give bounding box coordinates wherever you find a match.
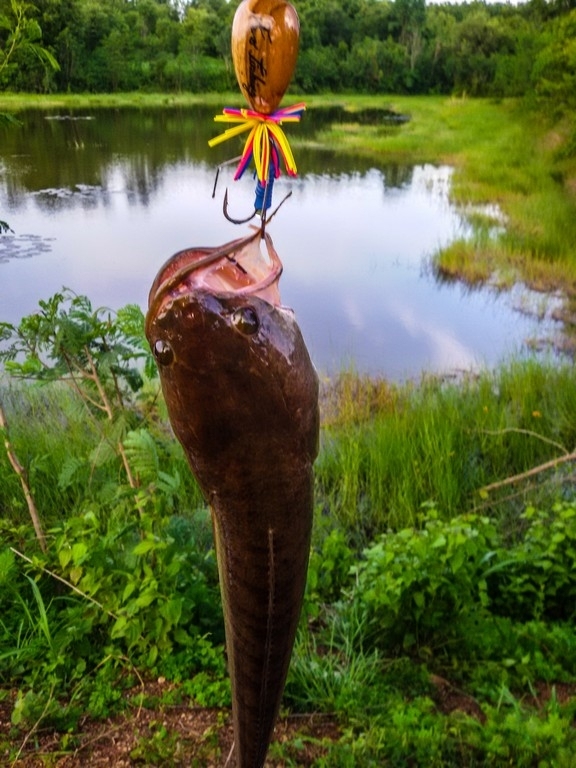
[153,339,174,366]
[231,306,259,335]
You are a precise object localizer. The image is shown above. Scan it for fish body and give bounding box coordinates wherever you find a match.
[146,230,319,767]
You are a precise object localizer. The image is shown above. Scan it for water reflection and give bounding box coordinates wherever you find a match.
[0,106,558,379]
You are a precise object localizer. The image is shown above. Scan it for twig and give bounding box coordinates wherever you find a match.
[224,741,235,767]
[480,449,576,493]
[10,547,118,620]
[11,684,56,768]
[481,427,568,455]
[84,346,115,420]
[0,404,46,552]
[474,481,537,512]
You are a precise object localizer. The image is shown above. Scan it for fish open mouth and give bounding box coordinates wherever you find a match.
[147,227,283,321]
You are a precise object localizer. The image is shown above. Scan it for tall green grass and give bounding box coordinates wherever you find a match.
[0,383,98,521]
[4,360,576,539]
[316,361,576,535]
[0,381,204,528]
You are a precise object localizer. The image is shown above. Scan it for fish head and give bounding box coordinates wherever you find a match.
[145,229,319,499]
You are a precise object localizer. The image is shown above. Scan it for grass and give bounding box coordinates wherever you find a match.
[0,380,204,528]
[316,361,576,537]
[0,91,244,111]
[4,357,575,539]
[3,358,576,764]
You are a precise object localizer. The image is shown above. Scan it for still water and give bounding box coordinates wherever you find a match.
[0,105,557,378]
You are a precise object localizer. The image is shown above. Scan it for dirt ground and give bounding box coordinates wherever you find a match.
[2,678,574,767]
[0,682,340,768]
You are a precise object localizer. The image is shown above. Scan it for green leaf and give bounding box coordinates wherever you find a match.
[58,547,72,570]
[0,549,15,585]
[134,590,157,609]
[69,566,83,585]
[111,615,128,639]
[159,597,183,626]
[122,581,137,602]
[132,537,158,556]
[72,542,88,563]
[89,439,117,468]
[412,591,425,609]
[58,456,84,490]
[147,644,158,666]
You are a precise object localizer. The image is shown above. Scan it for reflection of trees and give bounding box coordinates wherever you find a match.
[29,186,112,214]
[0,107,220,205]
[383,165,415,189]
[0,109,200,211]
[0,107,418,212]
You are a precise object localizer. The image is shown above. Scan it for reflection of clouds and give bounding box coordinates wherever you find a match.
[272,165,468,283]
[411,165,453,203]
[285,265,534,379]
[393,302,421,337]
[342,296,365,332]
[393,301,478,370]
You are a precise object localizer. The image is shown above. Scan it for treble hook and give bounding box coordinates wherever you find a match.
[222,187,293,234]
[223,167,278,228]
[222,188,258,225]
[222,190,292,237]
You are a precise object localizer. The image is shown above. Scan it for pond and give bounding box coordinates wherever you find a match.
[0,105,560,379]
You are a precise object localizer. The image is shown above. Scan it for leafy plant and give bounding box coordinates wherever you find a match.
[130,721,181,766]
[349,510,498,655]
[0,290,158,508]
[488,502,576,622]
[304,528,355,622]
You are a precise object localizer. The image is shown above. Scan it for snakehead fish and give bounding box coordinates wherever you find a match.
[145,228,319,768]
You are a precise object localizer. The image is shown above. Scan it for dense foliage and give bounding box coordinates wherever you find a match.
[0,0,575,104]
[2,293,576,763]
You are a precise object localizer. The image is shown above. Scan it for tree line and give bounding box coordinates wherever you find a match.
[0,0,574,106]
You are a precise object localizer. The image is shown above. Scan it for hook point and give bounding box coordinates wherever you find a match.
[222,188,258,225]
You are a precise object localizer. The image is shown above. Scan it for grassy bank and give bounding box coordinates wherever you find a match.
[3,358,576,538]
[317,361,576,536]
[2,352,576,764]
[0,92,241,111]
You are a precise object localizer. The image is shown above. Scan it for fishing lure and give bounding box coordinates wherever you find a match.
[209,0,304,220]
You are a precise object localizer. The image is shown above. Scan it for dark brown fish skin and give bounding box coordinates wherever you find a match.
[146,254,319,768]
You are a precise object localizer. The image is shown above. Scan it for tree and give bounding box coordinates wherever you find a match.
[532,8,576,109]
[0,0,59,88]
[392,0,425,72]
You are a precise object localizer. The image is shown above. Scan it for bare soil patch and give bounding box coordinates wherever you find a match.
[0,684,340,767]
